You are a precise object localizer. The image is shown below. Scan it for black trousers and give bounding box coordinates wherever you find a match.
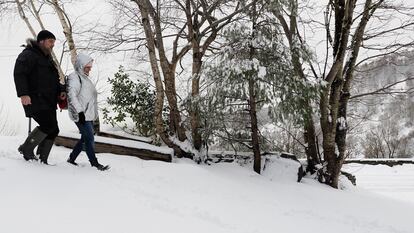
[31,109,59,140]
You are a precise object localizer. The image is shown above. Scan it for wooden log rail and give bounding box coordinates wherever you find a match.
[54,133,172,162]
[96,131,153,144]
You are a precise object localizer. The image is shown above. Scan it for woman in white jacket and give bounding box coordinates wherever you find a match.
[66,53,109,171]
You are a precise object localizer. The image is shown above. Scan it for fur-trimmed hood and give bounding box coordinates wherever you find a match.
[24,38,39,49]
[23,38,48,56]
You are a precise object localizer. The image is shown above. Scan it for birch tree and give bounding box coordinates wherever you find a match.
[130,0,191,157]
[46,0,77,66]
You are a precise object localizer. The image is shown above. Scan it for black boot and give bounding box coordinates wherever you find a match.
[67,157,78,166]
[36,139,54,165]
[18,127,48,161]
[91,160,110,171]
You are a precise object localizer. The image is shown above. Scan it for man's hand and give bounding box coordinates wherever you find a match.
[20,95,31,105]
[59,92,67,100]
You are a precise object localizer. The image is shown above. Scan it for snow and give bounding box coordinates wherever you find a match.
[343,163,414,204]
[100,129,153,143]
[258,66,267,78]
[1,135,414,233]
[60,131,173,155]
[262,156,302,182]
[337,117,347,130]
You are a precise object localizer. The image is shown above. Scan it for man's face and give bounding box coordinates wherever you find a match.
[39,38,55,53]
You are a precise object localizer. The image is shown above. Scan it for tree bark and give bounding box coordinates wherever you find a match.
[304,115,320,173]
[249,1,261,174]
[191,47,203,150]
[133,0,177,152]
[321,0,358,188]
[249,78,261,174]
[133,0,190,157]
[274,3,321,174]
[49,0,77,66]
[146,0,187,144]
[335,0,377,183]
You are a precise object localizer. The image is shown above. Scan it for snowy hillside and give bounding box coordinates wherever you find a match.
[349,51,414,158]
[1,135,413,233]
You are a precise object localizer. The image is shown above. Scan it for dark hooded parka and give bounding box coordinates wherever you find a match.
[14,38,61,118]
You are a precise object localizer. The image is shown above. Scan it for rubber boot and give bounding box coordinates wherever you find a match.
[36,139,54,165]
[18,127,47,161]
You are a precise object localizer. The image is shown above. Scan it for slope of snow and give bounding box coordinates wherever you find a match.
[1,135,413,233]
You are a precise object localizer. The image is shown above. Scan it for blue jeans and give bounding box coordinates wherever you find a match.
[69,121,98,165]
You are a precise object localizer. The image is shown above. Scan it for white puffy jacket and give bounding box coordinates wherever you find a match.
[67,53,99,122]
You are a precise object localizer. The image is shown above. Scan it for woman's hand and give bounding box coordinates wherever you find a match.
[78,112,86,125]
[59,92,67,100]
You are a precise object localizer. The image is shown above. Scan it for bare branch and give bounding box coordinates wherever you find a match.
[350,77,414,99]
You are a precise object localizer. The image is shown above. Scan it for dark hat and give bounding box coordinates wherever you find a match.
[36,30,56,42]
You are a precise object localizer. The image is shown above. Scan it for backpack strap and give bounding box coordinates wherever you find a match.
[65,74,82,95]
[77,74,82,95]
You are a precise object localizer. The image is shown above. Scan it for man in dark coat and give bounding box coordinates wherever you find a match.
[13,30,66,164]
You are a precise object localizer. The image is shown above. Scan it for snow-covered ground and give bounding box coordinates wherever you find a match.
[343,163,414,204]
[1,135,413,233]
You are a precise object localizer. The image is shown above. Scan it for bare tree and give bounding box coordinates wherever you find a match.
[273,0,414,188]
[131,0,192,157]
[46,0,77,65]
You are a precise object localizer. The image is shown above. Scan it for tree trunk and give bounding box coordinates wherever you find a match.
[50,0,77,66]
[275,0,387,188]
[318,0,357,188]
[16,0,36,36]
[183,0,202,151]
[163,70,187,143]
[191,46,202,150]
[146,0,187,145]
[304,115,320,173]
[249,78,261,174]
[334,0,375,186]
[134,0,177,152]
[249,2,261,174]
[133,0,188,157]
[274,1,322,174]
